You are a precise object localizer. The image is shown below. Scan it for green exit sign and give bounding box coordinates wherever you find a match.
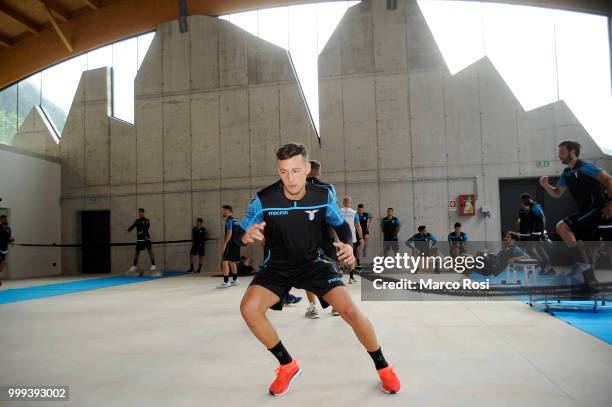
[536,160,550,167]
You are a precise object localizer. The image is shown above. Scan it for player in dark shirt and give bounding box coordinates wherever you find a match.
[539,140,612,286]
[126,208,156,274]
[380,208,401,256]
[0,215,14,286]
[235,143,400,396]
[189,218,209,273]
[448,222,468,258]
[406,225,440,273]
[357,204,373,259]
[519,194,554,275]
[304,159,339,318]
[218,205,240,288]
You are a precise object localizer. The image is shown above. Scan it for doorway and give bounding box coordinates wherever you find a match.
[499,177,578,241]
[81,210,111,273]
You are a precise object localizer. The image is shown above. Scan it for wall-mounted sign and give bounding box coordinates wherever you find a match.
[536,160,550,167]
[449,200,457,212]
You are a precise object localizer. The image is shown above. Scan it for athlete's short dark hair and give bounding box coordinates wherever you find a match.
[387,207,393,211]
[138,208,145,212]
[196,218,203,223]
[222,205,232,212]
[454,222,461,228]
[309,160,321,173]
[277,142,308,161]
[505,231,517,240]
[0,215,6,219]
[357,204,364,209]
[558,140,581,157]
[520,193,532,201]
[418,225,426,231]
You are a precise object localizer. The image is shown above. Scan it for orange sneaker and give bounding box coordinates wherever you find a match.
[269,359,301,396]
[378,366,400,394]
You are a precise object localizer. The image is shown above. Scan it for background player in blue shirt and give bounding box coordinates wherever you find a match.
[235,143,400,396]
[188,218,209,274]
[539,140,612,286]
[0,214,14,286]
[357,203,373,259]
[126,208,156,274]
[448,222,468,258]
[406,225,440,273]
[380,208,401,256]
[219,205,240,288]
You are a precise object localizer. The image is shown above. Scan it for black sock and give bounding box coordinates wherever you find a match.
[350,270,354,279]
[151,259,155,266]
[224,275,229,283]
[368,347,389,370]
[133,260,137,267]
[189,263,194,271]
[197,264,202,273]
[268,341,292,365]
[232,272,237,281]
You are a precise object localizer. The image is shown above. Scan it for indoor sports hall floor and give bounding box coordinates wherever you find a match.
[1,273,611,407]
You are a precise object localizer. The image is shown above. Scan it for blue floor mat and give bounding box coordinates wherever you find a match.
[534,301,612,345]
[0,272,187,304]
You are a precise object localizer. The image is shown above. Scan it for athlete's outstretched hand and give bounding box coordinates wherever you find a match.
[241,222,266,245]
[538,176,549,188]
[334,242,355,265]
[602,203,612,219]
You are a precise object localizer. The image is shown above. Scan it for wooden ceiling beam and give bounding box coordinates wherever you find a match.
[0,3,39,34]
[38,1,71,23]
[0,33,12,48]
[80,0,100,11]
[42,3,73,52]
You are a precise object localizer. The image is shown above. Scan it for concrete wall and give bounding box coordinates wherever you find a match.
[317,0,610,242]
[54,16,317,274]
[11,106,60,158]
[0,145,61,279]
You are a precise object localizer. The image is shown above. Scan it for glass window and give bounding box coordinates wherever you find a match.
[42,54,87,135]
[87,44,112,70]
[112,37,138,123]
[229,10,259,37]
[220,1,358,138]
[0,84,17,144]
[137,32,155,69]
[258,7,289,49]
[17,73,41,129]
[418,0,612,154]
[482,3,557,110]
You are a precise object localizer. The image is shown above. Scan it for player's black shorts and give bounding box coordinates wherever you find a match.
[250,259,345,311]
[190,243,205,257]
[0,250,7,262]
[136,239,152,251]
[383,240,399,252]
[563,209,602,240]
[222,243,240,262]
[362,227,369,236]
[598,219,612,241]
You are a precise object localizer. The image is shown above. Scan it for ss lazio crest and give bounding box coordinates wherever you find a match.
[305,209,319,221]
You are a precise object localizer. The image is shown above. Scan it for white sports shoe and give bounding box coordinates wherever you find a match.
[230,278,239,286]
[150,265,157,271]
[331,309,340,316]
[128,266,138,272]
[217,281,232,289]
[305,304,320,319]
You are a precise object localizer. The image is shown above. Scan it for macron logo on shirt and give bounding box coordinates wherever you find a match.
[268,210,289,216]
